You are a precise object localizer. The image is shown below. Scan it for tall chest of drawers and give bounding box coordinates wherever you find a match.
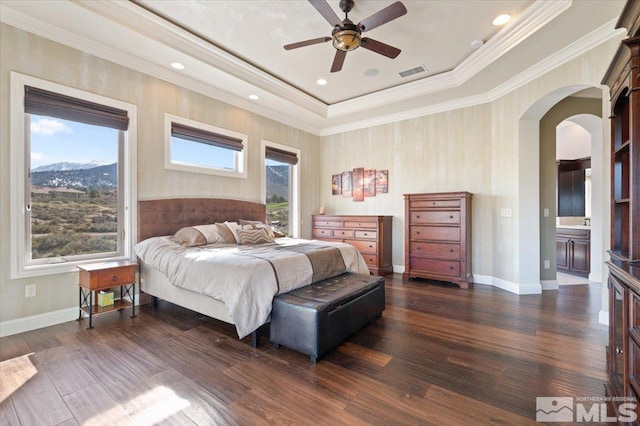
[311,215,393,276]
[403,192,473,289]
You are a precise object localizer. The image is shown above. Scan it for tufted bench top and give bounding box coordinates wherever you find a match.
[280,273,382,307]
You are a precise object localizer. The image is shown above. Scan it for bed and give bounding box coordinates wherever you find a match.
[135,198,369,341]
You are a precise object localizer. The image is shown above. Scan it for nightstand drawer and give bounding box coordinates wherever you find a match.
[346,239,377,253]
[98,265,136,287]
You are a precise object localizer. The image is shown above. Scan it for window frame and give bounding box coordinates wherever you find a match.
[164,113,248,178]
[261,140,300,238]
[10,72,137,279]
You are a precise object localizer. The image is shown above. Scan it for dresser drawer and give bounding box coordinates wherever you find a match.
[410,226,460,242]
[334,229,354,238]
[410,242,460,259]
[411,211,460,225]
[354,230,377,239]
[345,220,375,229]
[313,220,343,228]
[346,239,377,253]
[411,199,460,209]
[313,228,333,238]
[410,258,460,277]
[98,265,136,287]
[361,253,378,267]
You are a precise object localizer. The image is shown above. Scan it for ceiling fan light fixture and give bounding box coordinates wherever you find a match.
[332,28,361,51]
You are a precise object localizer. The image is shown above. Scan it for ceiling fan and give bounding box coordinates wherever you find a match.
[284,0,407,73]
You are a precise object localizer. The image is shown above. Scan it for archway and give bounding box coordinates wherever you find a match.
[517,85,606,300]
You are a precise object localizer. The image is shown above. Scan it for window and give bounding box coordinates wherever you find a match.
[263,141,300,237]
[10,72,136,278]
[165,114,247,178]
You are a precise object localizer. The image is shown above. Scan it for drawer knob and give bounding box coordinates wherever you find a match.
[450,249,454,253]
[363,233,368,236]
[450,215,453,219]
[432,202,436,205]
[369,245,373,248]
[112,275,118,281]
[417,247,421,250]
[449,266,454,270]
[416,231,420,235]
[416,215,420,219]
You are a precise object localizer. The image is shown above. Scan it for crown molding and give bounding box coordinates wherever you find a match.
[326,0,573,119]
[0,3,323,136]
[76,0,329,118]
[319,18,622,136]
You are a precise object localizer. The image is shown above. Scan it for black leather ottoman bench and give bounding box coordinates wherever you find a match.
[270,273,385,363]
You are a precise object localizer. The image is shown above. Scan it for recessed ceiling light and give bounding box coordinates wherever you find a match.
[171,62,185,70]
[492,14,511,26]
[471,39,484,49]
[249,94,259,100]
[316,78,327,86]
[364,68,380,77]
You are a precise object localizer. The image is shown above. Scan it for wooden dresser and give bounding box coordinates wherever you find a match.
[312,215,393,276]
[403,192,473,289]
[601,0,640,420]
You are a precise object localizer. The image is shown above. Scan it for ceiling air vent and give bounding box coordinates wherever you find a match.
[399,65,426,78]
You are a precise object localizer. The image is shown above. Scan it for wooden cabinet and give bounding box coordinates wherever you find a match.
[312,215,392,276]
[403,192,472,289]
[556,228,590,277]
[602,0,640,419]
[77,260,138,329]
[557,158,590,217]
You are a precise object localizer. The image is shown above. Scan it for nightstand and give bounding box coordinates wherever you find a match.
[77,260,138,329]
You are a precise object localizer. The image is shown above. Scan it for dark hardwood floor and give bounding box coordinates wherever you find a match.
[0,275,608,425]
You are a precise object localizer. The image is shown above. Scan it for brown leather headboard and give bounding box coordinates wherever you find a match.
[137,198,266,242]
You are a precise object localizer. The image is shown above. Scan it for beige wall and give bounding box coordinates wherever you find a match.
[0,24,320,324]
[0,21,622,329]
[320,38,620,292]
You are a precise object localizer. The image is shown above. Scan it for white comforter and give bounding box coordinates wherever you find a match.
[134,237,369,338]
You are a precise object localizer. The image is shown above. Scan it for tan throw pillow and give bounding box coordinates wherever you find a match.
[214,223,237,244]
[172,227,207,247]
[193,224,228,244]
[223,221,241,243]
[237,228,274,245]
[240,219,276,238]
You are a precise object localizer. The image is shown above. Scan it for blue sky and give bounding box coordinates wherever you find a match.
[31,114,286,170]
[30,115,117,168]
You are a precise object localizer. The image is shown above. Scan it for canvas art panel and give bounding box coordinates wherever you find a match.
[375,170,388,193]
[364,169,376,197]
[332,174,342,195]
[341,171,352,197]
[352,167,364,202]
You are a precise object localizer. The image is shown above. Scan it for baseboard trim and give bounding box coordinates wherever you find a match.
[473,274,542,294]
[541,280,559,290]
[0,299,140,338]
[0,307,79,338]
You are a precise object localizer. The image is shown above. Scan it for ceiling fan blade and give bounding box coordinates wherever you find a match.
[360,38,401,59]
[284,37,332,50]
[331,50,347,73]
[358,1,407,32]
[309,0,342,27]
